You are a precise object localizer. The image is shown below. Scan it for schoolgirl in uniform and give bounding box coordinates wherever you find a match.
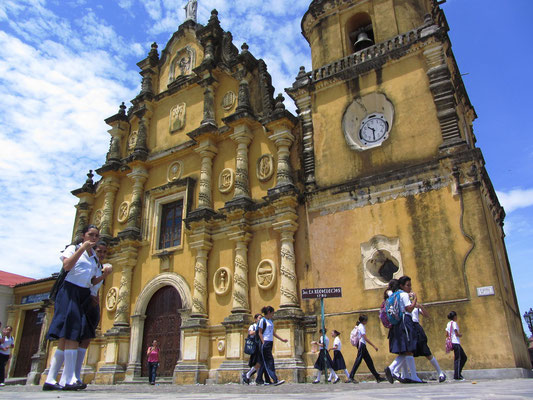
[312,329,339,384]
[44,225,100,391]
[256,306,287,386]
[384,276,424,384]
[348,316,385,383]
[329,330,350,382]
[75,241,112,385]
[242,313,271,385]
[447,311,467,380]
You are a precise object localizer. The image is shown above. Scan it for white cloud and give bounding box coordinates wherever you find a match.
[496,188,533,213]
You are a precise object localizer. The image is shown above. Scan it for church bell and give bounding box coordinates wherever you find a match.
[353,31,374,52]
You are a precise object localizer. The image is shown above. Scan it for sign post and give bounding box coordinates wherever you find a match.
[302,287,342,383]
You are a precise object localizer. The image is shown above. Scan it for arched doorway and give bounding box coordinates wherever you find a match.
[13,309,43,377]
[140,286,182,377]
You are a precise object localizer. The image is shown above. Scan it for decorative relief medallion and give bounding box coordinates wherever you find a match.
[214,267,232,295]
[127,131,138,152]
[221,91,236,111]
[217,339,225,352]
[117,201,130,223]
[93,209,104,228]
[256,259,276,290]
[256,154,274,182]
[105,287,119,311]
[167,161,184,182]
[169,103,186,133]
[218,168,235,194]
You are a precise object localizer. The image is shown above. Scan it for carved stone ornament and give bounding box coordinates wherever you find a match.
[342,92,395,151]
[256,154,275,182]
[168,46,196,84]
[256,259,276,290]
[221,91,236,111]
[214,267,232,295]
[93,209,104,228]
[167,161,184,182]
[127,131,138,152]
[117,201,130,223]
[218,168,235,194]
[217,339,225,352]
[169,103,186,133]
[360,235,404,290]
[106,287,119,311]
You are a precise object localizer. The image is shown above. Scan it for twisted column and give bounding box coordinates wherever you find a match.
[230,125,253,200]
[100,178,119,237]
[195,141,217,210]
[190,232,212,318]
[73,196,94,240]
[269,126,296,188]
[126,165,148,231]
[113,263,134,327]
[229,232,252,314]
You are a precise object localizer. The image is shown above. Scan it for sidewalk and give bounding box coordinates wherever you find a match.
[0,378,532,399]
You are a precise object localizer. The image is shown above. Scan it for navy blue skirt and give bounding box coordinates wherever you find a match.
[48,281,91,341]
[331,350,347,371]
[389,314,418,354]
[413,322,432,357]
[80,297,100,341]
[314,349,334,370]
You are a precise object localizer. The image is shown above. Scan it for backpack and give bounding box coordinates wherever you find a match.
[350,325,361,347]
[379,300,393,329]
[385,290,404,325]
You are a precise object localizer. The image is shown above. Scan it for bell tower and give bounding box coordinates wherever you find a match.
[288,0,531,373]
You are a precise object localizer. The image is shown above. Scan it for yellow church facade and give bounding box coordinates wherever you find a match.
[30,0,530,385]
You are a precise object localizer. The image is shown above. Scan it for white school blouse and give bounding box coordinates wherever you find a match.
[446,321,460,344]
[333,336,342,351]
[399,291,412,316]
[261,318,274,341]
[411,307,420,323]
[357,324,367,345]
[318,335,330,348]
[61,245,99,289]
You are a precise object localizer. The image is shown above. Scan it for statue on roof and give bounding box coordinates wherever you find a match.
[184,0,197,22]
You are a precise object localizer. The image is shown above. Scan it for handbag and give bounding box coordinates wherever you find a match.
[445,322,454,353]
[244,335,257,355]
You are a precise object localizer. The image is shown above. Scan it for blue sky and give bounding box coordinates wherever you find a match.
[0,0,532,331]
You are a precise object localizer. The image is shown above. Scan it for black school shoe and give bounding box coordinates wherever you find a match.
[376,375,386,383]
[384,367,394,384]
[62,382,85,391]
[42,382,62,391]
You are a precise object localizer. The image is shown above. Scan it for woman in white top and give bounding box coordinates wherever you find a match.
[256,306,287,386]
[329,330,350,381]
[348,316,384,383]
[45,225,101,391]
[447,311,467,380]
[0,326,14,386]
[311,329,339,384]
[384,276,424,384]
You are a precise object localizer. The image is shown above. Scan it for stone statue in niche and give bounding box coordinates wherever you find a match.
[184,0,197,22]
[128,131,138,152]
[169,46,196,84]
[214,267,231,295]
[256,260,276,290]
[257,154,274,182]
[170,103,186,132]
[179,55,191,76]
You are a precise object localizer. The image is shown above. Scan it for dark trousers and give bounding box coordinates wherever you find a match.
[349,344,380,379]
[148,362,158,383]
[453,344,467,379]
[0,353,9,383]
[257,341,278,383]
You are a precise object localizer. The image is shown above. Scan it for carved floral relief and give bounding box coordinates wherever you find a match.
[256,154,274,182]
[256,259,276,290]
[117,201,130,223]
[106,287,119,311]
[169,103,186,133]
[218,168,235,194]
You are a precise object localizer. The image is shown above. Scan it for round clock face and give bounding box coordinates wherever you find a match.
[359,113,389,145]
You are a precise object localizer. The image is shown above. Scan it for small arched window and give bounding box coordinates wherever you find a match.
[346,12,375,54]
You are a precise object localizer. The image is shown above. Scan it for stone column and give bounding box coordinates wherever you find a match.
[100,177,120,237]
[273,205,300,309]
[269,125,296,188]
[228,232,252,314]
[195,140,217,210]
[201,84,216,126]
[189,230,212,318]
[124,314,146,381]
[73,195,94,240]
[230,125,253,200]
[114,264,134,327]
[126,165,148,231]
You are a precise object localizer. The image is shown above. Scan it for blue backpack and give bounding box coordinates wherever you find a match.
[385,290,404,325]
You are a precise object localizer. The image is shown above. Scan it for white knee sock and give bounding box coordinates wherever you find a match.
[315,371,322,381]
[75,347,87,382]
[400,360,408,379]
[246,366,256,379]
[344,369,350,379]
[430,356,443,376]
[60,349,78,386]
[329,369,338,380]
[389,355,405,373]
[405,356,421,382]
[45,349,64,385]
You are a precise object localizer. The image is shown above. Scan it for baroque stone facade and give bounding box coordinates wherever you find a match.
[29,0,529,386]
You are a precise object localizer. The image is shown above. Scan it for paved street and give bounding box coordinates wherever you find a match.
[0,378,532,399]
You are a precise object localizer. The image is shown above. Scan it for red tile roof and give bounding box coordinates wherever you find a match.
[0,270,35,287]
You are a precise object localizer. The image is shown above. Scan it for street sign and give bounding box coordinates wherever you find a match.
[301,287,342,299]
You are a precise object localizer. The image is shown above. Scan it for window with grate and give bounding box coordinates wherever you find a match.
[159,199,183,249]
